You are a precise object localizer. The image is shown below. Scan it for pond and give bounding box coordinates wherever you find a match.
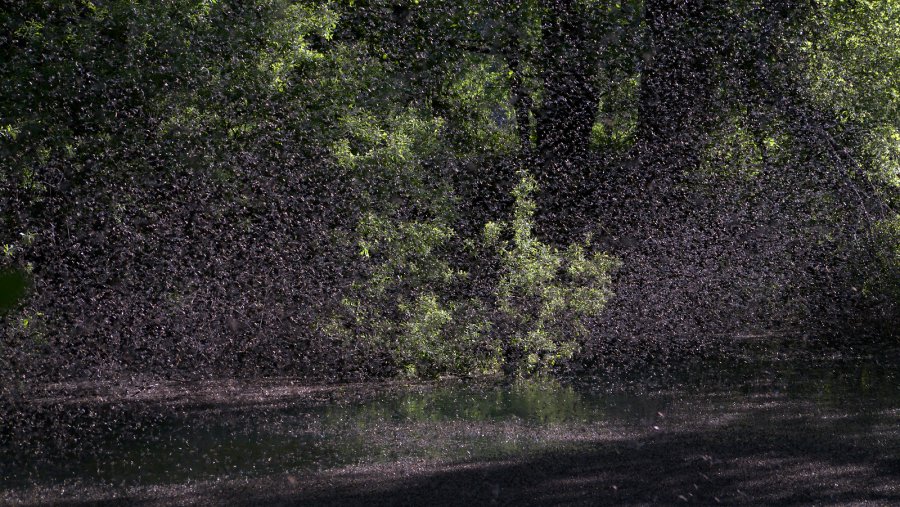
[2,344,899,505]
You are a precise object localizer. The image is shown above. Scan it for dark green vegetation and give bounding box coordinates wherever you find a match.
[1,0,898,381]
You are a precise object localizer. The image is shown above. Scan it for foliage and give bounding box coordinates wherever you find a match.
[487,173,620,374]
[1,0,897,380]
[327,172,619,378]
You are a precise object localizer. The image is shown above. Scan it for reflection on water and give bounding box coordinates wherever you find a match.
[2,348,898,494]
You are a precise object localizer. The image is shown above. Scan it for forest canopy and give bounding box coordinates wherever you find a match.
[1,0,897,381]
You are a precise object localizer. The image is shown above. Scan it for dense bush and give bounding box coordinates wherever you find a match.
[327,172,619,378]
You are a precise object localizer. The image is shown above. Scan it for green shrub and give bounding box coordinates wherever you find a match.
[487,172,621,374]
[325,171,619,378]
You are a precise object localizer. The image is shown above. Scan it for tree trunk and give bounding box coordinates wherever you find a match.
[535,0,600,166]
[636,0,720,184]
[532,0,602,242]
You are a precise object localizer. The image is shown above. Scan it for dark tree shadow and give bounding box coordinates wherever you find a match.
[4,380,898,506]
[199,400,900,506]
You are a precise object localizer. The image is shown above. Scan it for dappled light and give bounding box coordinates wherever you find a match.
[1,0,898,504]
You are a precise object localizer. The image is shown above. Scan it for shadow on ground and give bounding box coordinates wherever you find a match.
[227,404,900,506]
[7,390,896,506]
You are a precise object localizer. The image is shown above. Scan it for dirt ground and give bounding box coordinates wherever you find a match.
[3,370,899,506]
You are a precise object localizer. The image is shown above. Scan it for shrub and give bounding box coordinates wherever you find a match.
[325,172,620,378]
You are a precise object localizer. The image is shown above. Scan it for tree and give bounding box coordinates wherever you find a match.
[2,0,896,381]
